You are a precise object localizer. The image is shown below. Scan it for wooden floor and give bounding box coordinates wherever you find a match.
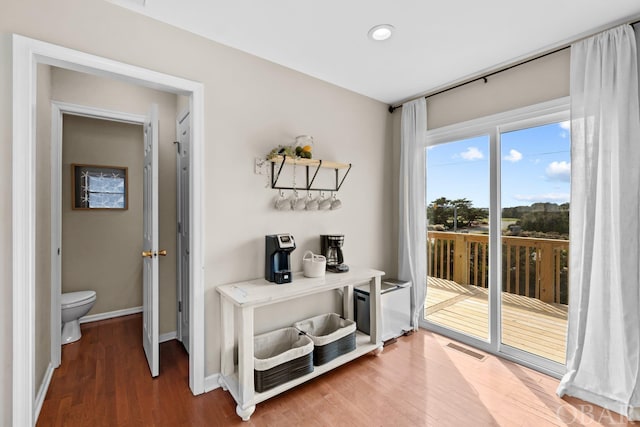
[426,277,568,364]
[38,313,635,426]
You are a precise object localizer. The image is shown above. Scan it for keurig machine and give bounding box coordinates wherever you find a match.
[265,234,296,284]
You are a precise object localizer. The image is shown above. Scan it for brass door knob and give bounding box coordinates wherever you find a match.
[158,249,167,256]
[141,250,154,258]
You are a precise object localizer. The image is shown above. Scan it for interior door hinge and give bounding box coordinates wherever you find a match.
[178,301,182,312]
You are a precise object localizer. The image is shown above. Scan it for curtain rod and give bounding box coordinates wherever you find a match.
[388,18,640,114]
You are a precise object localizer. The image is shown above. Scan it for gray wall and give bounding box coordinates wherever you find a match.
[0,0,393,423]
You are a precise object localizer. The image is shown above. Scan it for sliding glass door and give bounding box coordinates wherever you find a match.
[499,122,569,365]
[422,100,569,373]
[425,135,490,341]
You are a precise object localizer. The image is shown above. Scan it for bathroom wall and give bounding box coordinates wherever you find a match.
[52,68,179,335]
[61,115,144,317]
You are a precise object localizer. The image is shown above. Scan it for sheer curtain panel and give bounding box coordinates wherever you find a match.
[557,24,640,420]
[398,98,427,329]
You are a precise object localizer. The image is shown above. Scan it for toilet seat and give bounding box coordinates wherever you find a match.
[61,290,96,309]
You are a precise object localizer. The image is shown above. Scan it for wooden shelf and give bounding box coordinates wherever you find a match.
[269,155,350,170]
[268,155,352,192]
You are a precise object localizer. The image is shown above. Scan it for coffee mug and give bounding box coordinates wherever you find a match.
[318,192,332,210]
[289,190,306,210]
[330,193,342,210]
[274,190,290,210]
[305,192,319,210]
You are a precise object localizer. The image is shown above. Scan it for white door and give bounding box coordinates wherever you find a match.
[142,104,160,377]
[177,110,190,352]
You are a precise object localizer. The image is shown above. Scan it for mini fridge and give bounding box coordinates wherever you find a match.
[354,278,412,342]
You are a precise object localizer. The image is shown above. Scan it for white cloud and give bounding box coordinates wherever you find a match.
[459,147,483,161]
[546,161,571,182]
[513,193,570,203]
[504,149,523,163]
[559,121,570,138]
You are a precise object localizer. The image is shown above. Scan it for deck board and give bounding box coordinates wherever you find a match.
[425,277,567,364]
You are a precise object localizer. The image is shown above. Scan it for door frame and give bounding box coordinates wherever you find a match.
[50,101,147,368]
[12,34,206,426]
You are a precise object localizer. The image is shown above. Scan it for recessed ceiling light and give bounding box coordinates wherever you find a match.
[368,24,395,41]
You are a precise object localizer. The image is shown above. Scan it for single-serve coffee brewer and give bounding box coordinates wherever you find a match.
[265,234,296,284]
[321,235,349,273]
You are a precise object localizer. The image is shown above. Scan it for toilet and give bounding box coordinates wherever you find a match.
[61,291,97,344]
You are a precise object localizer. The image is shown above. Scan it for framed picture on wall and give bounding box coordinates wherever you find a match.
[72,164,128,210]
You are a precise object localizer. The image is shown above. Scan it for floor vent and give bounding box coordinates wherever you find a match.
[446,343,486,361]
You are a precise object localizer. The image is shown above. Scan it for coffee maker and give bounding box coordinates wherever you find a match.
[320,235,349,273]
[265,234,296,284]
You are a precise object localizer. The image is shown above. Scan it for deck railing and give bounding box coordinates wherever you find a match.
[427,231,569,304]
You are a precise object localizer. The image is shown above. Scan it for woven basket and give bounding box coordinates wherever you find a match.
[294,313,356,365]
[254,327,314,392]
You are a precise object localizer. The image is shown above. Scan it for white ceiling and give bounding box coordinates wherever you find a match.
[112,0,640,105]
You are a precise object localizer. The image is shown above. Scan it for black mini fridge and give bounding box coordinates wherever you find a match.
[354,278,412,342]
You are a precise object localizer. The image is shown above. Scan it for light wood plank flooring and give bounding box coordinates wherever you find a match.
[38,313,634,426]
[426,277,568,364]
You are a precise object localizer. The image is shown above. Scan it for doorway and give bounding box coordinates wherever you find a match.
[12,35,205,426]
[51,101,169,379]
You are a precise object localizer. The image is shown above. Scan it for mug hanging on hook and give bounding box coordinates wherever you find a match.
[274,190,290,210]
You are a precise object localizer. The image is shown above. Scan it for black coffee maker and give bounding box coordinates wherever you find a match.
[265,234,296,284]
[321,235,349,273]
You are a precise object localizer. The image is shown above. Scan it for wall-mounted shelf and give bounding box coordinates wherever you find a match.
[269,155,352,192]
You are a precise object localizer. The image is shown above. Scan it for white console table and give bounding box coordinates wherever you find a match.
[217,267,385,421]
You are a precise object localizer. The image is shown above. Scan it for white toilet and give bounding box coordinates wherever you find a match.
[61,291,97,344]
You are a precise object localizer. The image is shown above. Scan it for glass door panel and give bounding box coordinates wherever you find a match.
[500,122,569,364]
[425,136,490,340]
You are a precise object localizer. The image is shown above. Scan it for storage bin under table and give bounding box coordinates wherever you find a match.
[254,327,314,392]
[217,267,385,421]
[294,313,356,365]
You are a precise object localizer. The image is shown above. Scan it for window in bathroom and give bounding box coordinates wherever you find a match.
[72,164,128,210]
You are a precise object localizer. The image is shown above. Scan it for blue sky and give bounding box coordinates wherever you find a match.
[426,122,570,209]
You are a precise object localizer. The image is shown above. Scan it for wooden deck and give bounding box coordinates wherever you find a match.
[425,277,568,364]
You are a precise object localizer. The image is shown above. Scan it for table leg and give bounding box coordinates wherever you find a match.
[369,275,382,346]
[236,404,256,421]
[237,306,255,417]
[220,296,235,378]
[343,284,354,320]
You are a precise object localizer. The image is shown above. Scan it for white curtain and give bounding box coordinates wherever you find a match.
[399,98,427,329]
[557,24,640,420]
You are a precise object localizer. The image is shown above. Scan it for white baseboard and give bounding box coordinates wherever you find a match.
[204,373,221,392]
[80,306,143,324]
[34,362,54,422]
[159,331,177,343]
